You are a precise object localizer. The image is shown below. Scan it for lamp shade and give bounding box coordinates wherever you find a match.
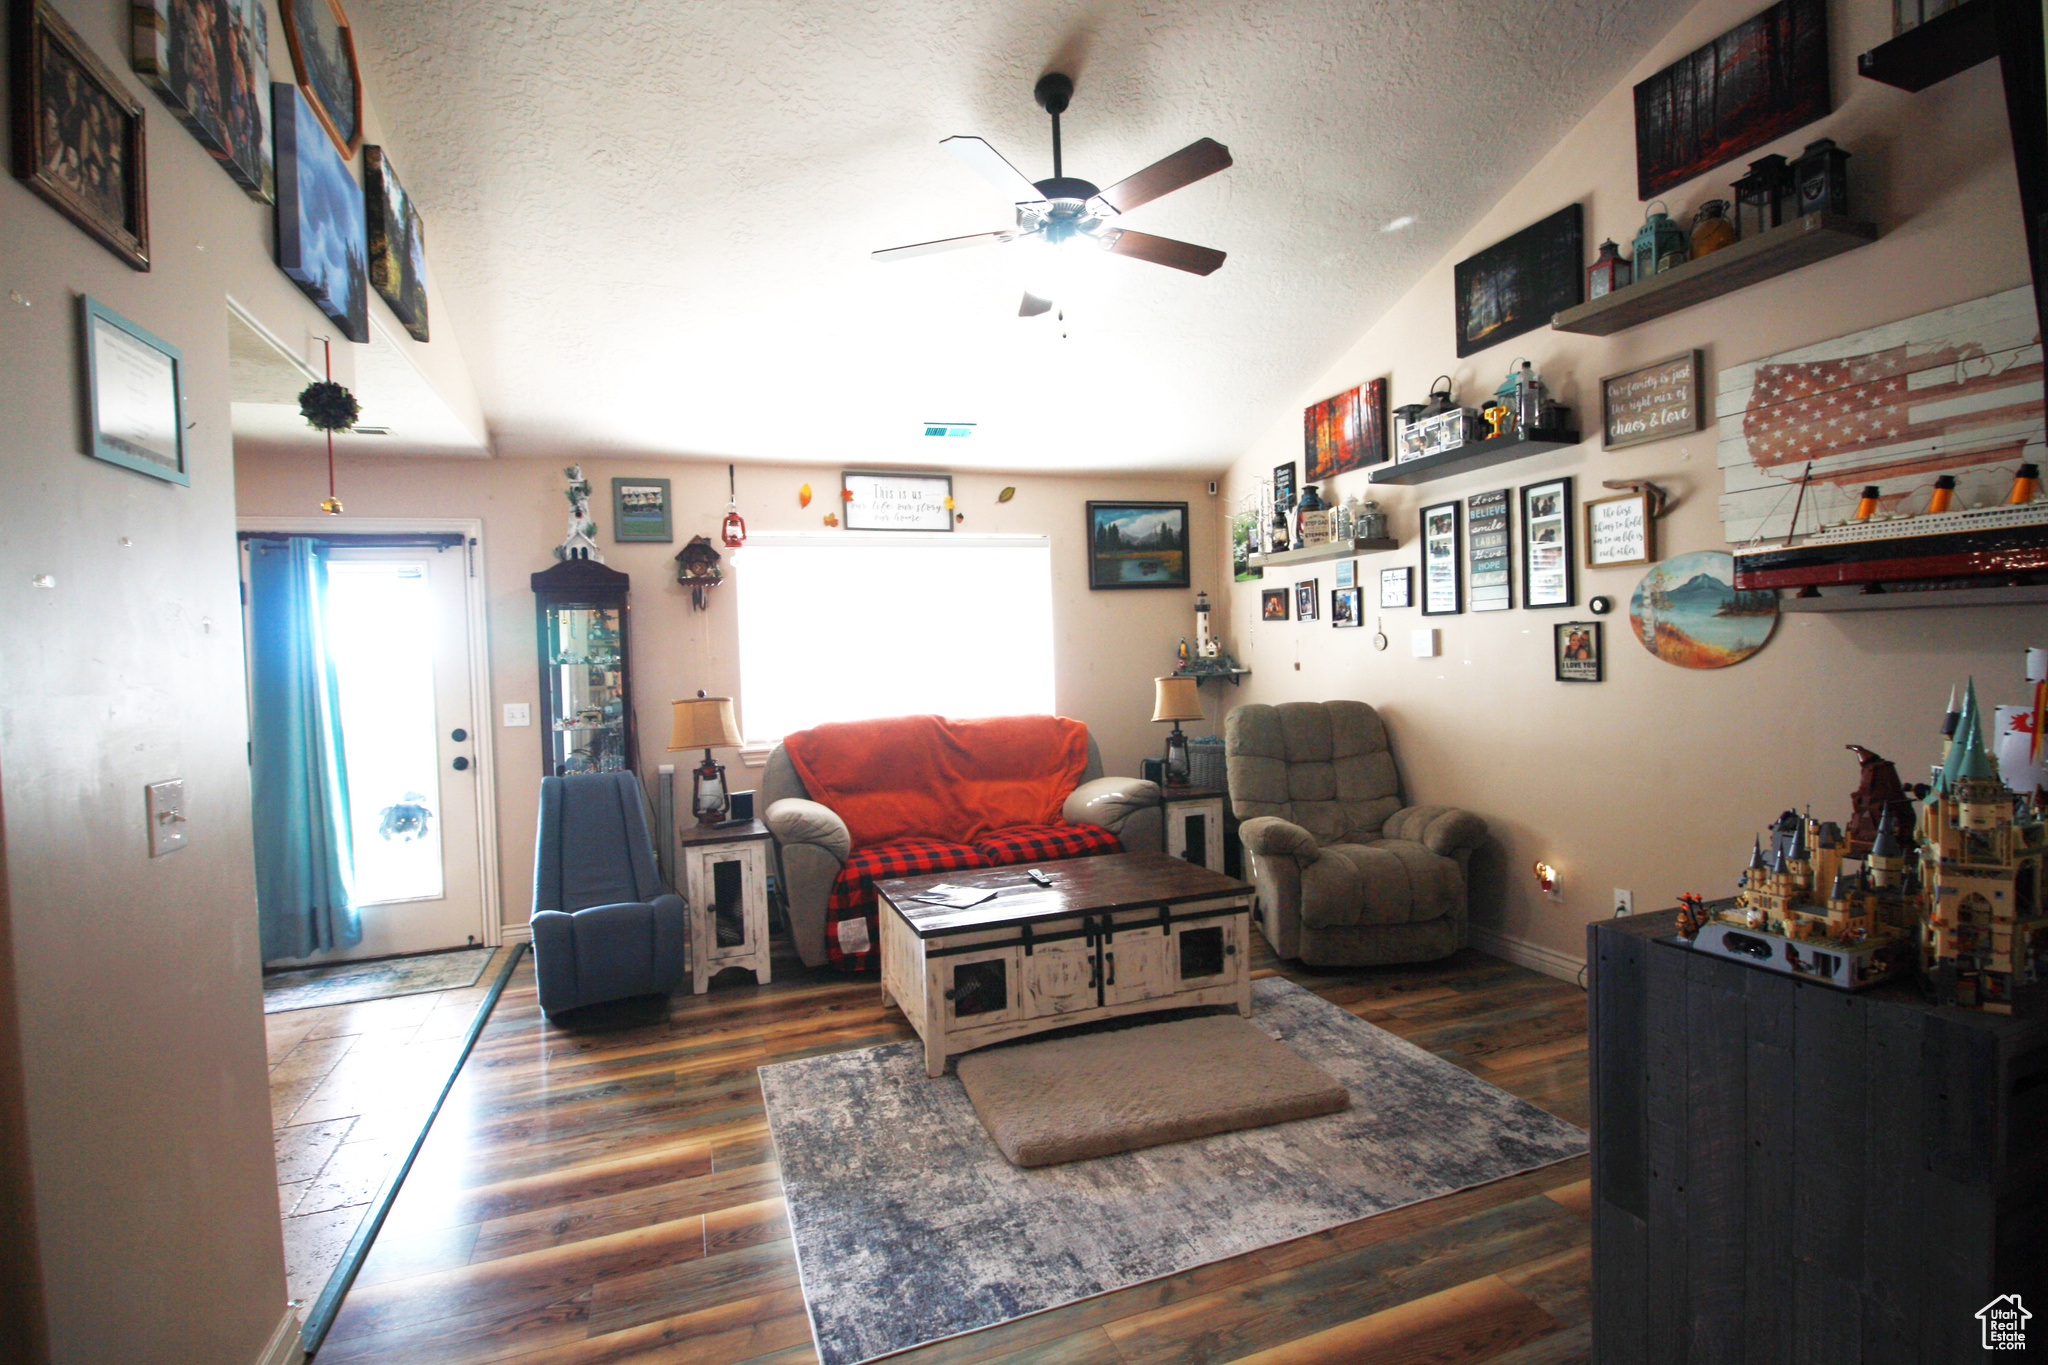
[1151,676,1203,724]
[668,696,743,750]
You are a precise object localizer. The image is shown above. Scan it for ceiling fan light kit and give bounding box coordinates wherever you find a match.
[875,72,1233,314]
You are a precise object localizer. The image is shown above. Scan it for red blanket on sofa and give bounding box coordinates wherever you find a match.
[783,714,1091,848]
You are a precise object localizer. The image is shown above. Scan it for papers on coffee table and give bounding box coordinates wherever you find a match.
[901,884,998,909]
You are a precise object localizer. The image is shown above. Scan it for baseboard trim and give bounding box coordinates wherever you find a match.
[498,923,531,944]
[1470,925,1585,986]
[254,1309,304,1365]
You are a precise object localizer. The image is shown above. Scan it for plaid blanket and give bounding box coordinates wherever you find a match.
[823,824,1123,969]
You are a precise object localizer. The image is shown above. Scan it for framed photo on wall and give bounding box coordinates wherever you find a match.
[12,1,151,269]
[612,477,671,542]
[1521,477,1576,608]
[1086,501,1189,589]
[1331,586,1361,627]
[1380,566,1413,609]
[1554,621,1603,682]
[82,296,187,484]
[1261,587,1290,621]
[1585,491,1652,568]
[1295,578,1319,622]
[280,0,362,157]
[1420,501,1462,616]
[130,0,274,202]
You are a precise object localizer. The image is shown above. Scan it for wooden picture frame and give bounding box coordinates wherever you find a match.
[10,0,150,269]
[82,296,187,484]
[1086,501,1189,589]
[1295,578,1319,622]
[1261,587,1291,621]
[1585,492,1653,568]
[845,471,954,531]
[1453,204,1582,358]
[612,477,671,543]
[1520,477,1576,609]
[1465,488,1513,612]
[280,0,362,158]
[1379,566,1413,609]
[130,0,273,202]
[1601,350,1703,450]
[1420,501,1462,616]
[1330,586,1362,627]
[1554,621,1603,683]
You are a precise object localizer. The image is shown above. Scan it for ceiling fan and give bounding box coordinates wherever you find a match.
[873,72,1232,317]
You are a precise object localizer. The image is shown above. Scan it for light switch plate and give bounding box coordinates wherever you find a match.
[503,703,531,727]
[145,779,187,856]
[1410,628,1439,658]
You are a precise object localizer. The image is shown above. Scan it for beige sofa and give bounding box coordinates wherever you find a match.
[1226,700,1485,966]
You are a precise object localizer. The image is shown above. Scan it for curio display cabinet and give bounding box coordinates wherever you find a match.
[531,557,636,777]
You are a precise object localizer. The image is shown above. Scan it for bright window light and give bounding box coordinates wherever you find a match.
[735,535,1054,745]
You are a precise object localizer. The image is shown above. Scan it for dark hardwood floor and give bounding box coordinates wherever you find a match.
[316,936,1592,1365]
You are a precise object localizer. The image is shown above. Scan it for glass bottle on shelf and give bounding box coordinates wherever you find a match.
[531,558,637,777]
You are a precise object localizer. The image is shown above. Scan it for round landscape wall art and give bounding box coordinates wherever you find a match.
[1628,551,1776,669]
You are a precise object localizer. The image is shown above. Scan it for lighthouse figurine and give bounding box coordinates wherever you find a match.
[1194,591,1222,659]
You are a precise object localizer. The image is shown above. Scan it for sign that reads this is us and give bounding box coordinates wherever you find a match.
[1601,350,1704,450]
[842,472,955,531]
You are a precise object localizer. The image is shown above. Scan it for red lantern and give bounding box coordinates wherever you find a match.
[1585,239,1631,299]
[720,463,747,548]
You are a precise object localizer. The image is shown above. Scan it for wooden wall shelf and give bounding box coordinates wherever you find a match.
[1778,582,2048,612]
[1857,0,1997,91]
[1173,667,1250,686]
[1367,429,1580,486]
[1551,214,1877,337]
[1248,536,1398,569]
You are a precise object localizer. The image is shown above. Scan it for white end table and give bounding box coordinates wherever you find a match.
[677,819,773,993]
[1160,785,1228,875]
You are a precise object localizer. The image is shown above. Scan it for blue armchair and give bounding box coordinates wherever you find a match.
[531,772,687,1017]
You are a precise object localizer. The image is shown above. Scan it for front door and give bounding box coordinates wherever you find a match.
[255,541,489,963]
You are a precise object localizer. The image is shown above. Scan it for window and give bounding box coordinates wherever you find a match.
[735,534,1054,745]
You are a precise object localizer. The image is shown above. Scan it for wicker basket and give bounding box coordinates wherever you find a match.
[1188,736,1226,791]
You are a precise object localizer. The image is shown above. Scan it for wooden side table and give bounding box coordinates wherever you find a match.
[677,820,773,993]
[1160,785,1228,875]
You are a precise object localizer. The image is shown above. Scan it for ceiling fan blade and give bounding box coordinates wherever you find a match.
[1106,229,1226,275]
[1096,137,1232,214]
[1019,293,1053,317]
[941,136,1047,205]
[872,231,1012,262]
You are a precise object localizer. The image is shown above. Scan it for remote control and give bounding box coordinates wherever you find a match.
[1027,869,1053,887]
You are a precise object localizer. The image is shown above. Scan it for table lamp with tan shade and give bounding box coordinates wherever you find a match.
[1151,675,1203,787]
[669,692,744,824]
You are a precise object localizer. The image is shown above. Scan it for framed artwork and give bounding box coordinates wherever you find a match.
[1087,501,1189,589]
[273,83,366,342]
[1586,492,1653,568]
[1331,586,1361,628]
[1295,578,1319,622]
[1261,587,1291,621]
[82,296,187,484]
[1453,204,1582,358]
[1521,477,1576,608]
[1465,488,1513,612]
[1272,461,1296,511]
[845,471,953,530]
[1629,551,1778,669]
[1379,566,1413,609]
[280,0,361,157]
[365,147,428,341]
[1555,622,1603,683]
[1601,351,1702,450]
[1634,0,1829,201]
[1333,558,1355,589]
[130,0,272,202]
[612,478,671,542]
[1420,501,1462,616]
[1230,511,1263,581]
[10,1,151,269]
[1303,379,1387,481]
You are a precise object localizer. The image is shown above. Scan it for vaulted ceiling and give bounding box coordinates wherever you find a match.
[348,0,1692,473]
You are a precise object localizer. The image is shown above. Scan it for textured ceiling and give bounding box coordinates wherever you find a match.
[349,0,1691,473]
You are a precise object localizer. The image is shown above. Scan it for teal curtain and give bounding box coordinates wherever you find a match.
[248,537,359,960]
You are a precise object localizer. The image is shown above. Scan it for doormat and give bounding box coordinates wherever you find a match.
[262,946,496,1013]
[759,976,1589,1365]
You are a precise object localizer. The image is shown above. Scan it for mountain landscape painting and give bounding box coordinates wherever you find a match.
[1627,550,1777,669]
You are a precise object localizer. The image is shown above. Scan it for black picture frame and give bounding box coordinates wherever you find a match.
[1420,501,1462,616]
[1295,577,1319,622]
[1520,476,1577,609]
[1272,461,1296,511]
[1261,587,1291,621]
[1086,501,1190,590]
[10,0,151,270]
[1453,204,1582,358]
[1379,565,1413,609]
[612,477,671,543]
[1331,585,1362,627]
[1633,0,1829,202]
[1555,621,1603,683]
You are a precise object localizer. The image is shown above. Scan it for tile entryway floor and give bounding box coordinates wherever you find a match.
[263,947,511,1306]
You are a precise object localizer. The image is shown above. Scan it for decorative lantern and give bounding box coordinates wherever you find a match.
[668,693,745,824]
[1690,199,1737,258]
[1294,484,1328,549]
[1632,202,1688,278]
[1151,677,1203,787]
[1732,153,1793,239]
[1790,138,1851,218]
[1358,499,1389,543]
[1586,239,1631,299]
[1423,375,1456,416]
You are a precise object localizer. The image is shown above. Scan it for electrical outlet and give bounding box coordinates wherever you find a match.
[503,702,531,727]
[1545,872,1564,906]
[1613,888,1634,918]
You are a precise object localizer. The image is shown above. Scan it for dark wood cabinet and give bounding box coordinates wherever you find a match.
[530,558,636,778]
[1589,911,2047,1362]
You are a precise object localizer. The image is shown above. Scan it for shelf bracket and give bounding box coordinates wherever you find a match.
[1601,479,1673,520]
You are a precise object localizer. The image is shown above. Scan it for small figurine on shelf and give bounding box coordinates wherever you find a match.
[555,465,604,562]
[1675,893,1707,939]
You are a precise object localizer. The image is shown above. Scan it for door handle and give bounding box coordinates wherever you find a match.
[1105,952,1116,987]
[452,756,471,771]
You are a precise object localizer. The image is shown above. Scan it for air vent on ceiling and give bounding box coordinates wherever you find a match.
[353,426,392,436]
[923,423,974,438]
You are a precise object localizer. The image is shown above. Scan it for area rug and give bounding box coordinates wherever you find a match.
[261,946,496,1013]
[759,976,1588,1365]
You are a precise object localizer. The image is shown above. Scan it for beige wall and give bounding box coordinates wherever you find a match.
[1216,0,2040,970]
[0,1,483,1358]
[234,454,1222,930]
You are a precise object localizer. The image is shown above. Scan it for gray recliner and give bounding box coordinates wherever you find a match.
[530,772,687,1017]
[1226,701,1485,966]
